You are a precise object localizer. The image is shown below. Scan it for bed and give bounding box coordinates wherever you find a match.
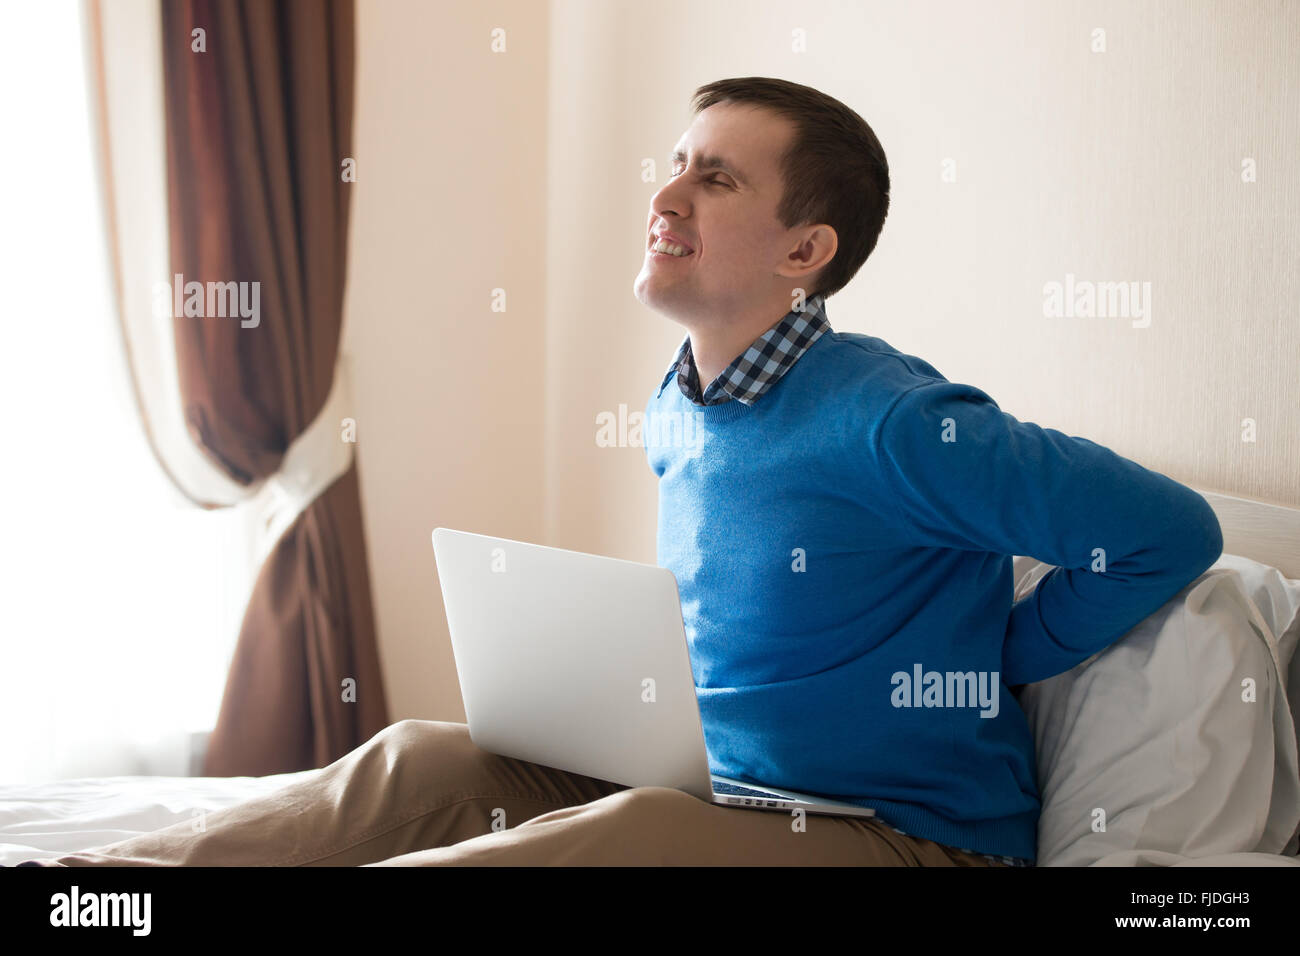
[0,770,319,866]
[4,487,1298,867]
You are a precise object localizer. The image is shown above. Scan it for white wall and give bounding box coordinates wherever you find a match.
[543,0,1300,570]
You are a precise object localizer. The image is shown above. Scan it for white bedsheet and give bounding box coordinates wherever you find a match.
[0,770,319,865]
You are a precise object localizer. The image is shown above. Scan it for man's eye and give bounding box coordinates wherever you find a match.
[669,168,727,187]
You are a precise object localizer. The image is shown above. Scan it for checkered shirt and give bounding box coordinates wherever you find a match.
[657,294,831,406]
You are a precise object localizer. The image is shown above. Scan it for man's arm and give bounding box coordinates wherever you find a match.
[872,380,1223,686]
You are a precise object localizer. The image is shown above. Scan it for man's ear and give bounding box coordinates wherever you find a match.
[784,223,837,281]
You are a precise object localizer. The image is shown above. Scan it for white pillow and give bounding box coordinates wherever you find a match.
[1014,553,1300,866]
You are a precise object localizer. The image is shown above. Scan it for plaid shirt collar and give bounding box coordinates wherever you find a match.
[656,294,831,407]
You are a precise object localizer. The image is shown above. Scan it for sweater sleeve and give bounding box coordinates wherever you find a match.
[873,380,1223,686]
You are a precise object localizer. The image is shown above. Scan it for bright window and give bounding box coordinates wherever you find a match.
[0,1,260,783]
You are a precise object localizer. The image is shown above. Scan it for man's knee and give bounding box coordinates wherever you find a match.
[371,719,473,762]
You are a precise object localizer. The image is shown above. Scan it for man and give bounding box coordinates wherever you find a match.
[630,76,1221,866]
[18,77,1220,868]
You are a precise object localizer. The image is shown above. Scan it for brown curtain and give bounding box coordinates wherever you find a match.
[160,0,388,775]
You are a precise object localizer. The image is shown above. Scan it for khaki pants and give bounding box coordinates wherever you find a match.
[25,720,1004,866]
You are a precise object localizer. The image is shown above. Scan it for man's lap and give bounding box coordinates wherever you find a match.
[20,720,1002,867]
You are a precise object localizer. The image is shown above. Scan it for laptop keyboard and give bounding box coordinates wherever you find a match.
[712,780,786,799]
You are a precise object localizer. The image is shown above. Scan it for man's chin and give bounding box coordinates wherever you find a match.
[634,274,690,314]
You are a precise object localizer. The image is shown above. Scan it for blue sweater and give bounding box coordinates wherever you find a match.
[643,329,1223,861]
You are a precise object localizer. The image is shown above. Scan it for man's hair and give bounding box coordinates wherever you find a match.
[690,77,890,300]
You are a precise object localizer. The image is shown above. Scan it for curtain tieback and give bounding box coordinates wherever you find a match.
[247,356,355,570]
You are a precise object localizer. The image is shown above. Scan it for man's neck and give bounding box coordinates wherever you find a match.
[687,298,793,389]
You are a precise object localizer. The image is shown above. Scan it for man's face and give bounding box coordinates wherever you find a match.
[633,102,807,323]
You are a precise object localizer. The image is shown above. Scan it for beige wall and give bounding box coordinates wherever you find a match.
[343,0,550,722]
[346,0,1300,722]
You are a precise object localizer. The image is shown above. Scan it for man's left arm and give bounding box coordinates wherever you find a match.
[872,380,1224,686]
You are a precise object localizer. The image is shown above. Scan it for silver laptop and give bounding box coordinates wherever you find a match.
[431,527,876,819]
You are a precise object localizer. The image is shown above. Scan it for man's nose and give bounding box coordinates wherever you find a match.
[652,177,692,216]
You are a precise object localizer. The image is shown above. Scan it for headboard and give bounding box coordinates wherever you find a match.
[1195,488,1300,581]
